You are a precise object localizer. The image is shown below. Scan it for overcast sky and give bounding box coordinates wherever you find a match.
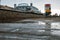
[1,0,60,15]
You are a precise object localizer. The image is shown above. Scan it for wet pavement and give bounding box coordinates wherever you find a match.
[0,20,60,40]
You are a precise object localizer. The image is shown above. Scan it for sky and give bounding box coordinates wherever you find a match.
[1,0,60,15]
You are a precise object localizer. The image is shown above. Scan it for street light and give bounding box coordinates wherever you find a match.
[0,0,1,8]
[0,0,1,5]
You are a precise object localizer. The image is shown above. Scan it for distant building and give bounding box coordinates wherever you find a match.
[13,3,41,13]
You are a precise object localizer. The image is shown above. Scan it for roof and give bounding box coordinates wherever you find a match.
[15,6,38,10]
[18,3,29,6]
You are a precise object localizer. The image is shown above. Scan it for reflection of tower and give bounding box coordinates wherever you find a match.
[45,4,51,16]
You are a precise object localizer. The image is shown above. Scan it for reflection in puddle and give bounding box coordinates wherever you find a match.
[0,20,60,40]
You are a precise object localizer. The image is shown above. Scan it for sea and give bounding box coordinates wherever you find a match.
[0,19,60,40]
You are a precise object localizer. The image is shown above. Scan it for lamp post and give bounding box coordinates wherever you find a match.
[0,0,1,8]
[0,0,1,5]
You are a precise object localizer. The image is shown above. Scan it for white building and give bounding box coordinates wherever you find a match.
[14,3,41,13]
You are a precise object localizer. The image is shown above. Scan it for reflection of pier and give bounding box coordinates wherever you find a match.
[0,21,60,40]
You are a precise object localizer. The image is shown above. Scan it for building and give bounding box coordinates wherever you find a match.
[13,3,41,13]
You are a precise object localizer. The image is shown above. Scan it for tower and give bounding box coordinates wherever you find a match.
[30,3,33,6]
[14,4,16,8]
[45,4,51,16]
